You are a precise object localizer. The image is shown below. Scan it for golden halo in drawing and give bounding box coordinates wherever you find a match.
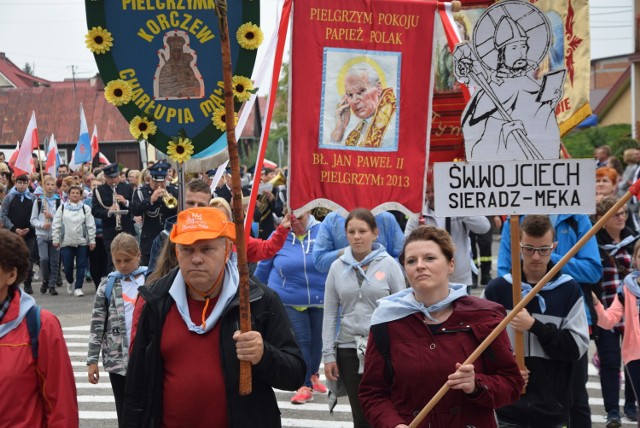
[336,56,388,96]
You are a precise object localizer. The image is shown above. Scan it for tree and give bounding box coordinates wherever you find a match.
[23,62,34,75]
[266,63,289,166]
[240,63,290,168]
[562,124,632,159]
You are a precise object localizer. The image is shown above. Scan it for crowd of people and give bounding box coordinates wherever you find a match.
[3,145,640,427]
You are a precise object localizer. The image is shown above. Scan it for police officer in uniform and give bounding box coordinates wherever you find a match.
[91,163,136,270]
[131,161,179,266]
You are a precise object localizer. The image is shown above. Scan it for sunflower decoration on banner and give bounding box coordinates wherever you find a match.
[212,107,240,132]
[232,75,255,102]
[85,26,113,54]
[129,116,157,140]
[104,80,133,107]
[167,137,195,164]
[84,0,262,157]
[236,22,264,50]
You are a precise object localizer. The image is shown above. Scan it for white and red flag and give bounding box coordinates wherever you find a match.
[98,152,111,165]
[91,124,99,159]
[14,111,38,177]
[7,141,19,169]
[45,134,60,178]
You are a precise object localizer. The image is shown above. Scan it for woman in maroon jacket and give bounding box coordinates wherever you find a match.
[359,226,523,428]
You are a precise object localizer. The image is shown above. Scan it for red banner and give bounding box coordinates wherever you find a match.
[289,0,438,217]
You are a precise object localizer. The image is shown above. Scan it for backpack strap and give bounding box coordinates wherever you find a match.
[370,323,394,385]
[104,273,119,305]
[26,305,41,360]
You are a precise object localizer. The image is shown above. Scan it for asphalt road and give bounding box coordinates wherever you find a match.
[30,244,635,428]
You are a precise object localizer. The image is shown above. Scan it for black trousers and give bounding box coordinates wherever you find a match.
[109,372,126,428]
[89,236,108,287]
[336,347,370,428]
[568,353,591,427]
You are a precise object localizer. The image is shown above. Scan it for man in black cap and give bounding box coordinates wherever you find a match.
[91,162,136,270]
[131,160,179,266]
[204,168,223,200]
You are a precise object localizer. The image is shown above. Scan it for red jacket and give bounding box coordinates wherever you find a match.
[359,296,523,428]
[0,288,78,427]
[246,224,288,263]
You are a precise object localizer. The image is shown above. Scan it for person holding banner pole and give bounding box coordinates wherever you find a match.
[359,226,523,427]
[485,215,590,428]
[497,212,601,427]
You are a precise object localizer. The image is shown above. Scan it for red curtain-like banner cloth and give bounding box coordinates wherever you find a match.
[288,0,438,218]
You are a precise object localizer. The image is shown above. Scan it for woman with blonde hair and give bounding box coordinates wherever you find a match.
[145,238,177,285]
[127,169,141,191]
[88,233,147,425]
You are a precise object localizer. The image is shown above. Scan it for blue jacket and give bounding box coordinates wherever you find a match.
[255,217,327,306]
[497,214,602,284]
[312,211,404,273]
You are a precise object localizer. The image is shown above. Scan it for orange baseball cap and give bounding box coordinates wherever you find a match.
[170,207,236,245]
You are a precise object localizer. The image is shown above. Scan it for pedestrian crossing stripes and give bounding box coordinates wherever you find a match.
[63,326,637,427]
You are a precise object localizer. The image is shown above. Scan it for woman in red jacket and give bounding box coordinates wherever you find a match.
[359,226,523,428]
[0,229,78,427]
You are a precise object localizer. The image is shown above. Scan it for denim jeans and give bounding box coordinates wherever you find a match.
[595,329,636,412]
[61,245,88,290]
[36,238,60,289]
[284,305,323,388]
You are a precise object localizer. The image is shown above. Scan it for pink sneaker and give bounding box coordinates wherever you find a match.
[311,373,327,393]
[291,386,313,404]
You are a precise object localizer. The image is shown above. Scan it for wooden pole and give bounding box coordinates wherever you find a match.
[408,183,639,427]
[509,216,525,373]
[215,0,252,395]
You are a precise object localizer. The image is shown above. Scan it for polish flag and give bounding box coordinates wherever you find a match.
[7,141,19,168]
[91,124,99,159]
[14,111,38,177]
[45,134,60,178]
[98,152,110,165]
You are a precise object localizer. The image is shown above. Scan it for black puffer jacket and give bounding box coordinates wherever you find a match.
[123,268,306,428]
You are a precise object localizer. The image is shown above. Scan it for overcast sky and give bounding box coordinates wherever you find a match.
[0,0,285,82]
[0,0,633,82]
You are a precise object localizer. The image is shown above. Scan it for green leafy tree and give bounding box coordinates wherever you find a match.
[562,124,632,159]
[23,62,34,75]
[267,63,289,166]
[240,63,290,168]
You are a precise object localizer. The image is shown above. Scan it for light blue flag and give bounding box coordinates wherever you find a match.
[73,104,92,164]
